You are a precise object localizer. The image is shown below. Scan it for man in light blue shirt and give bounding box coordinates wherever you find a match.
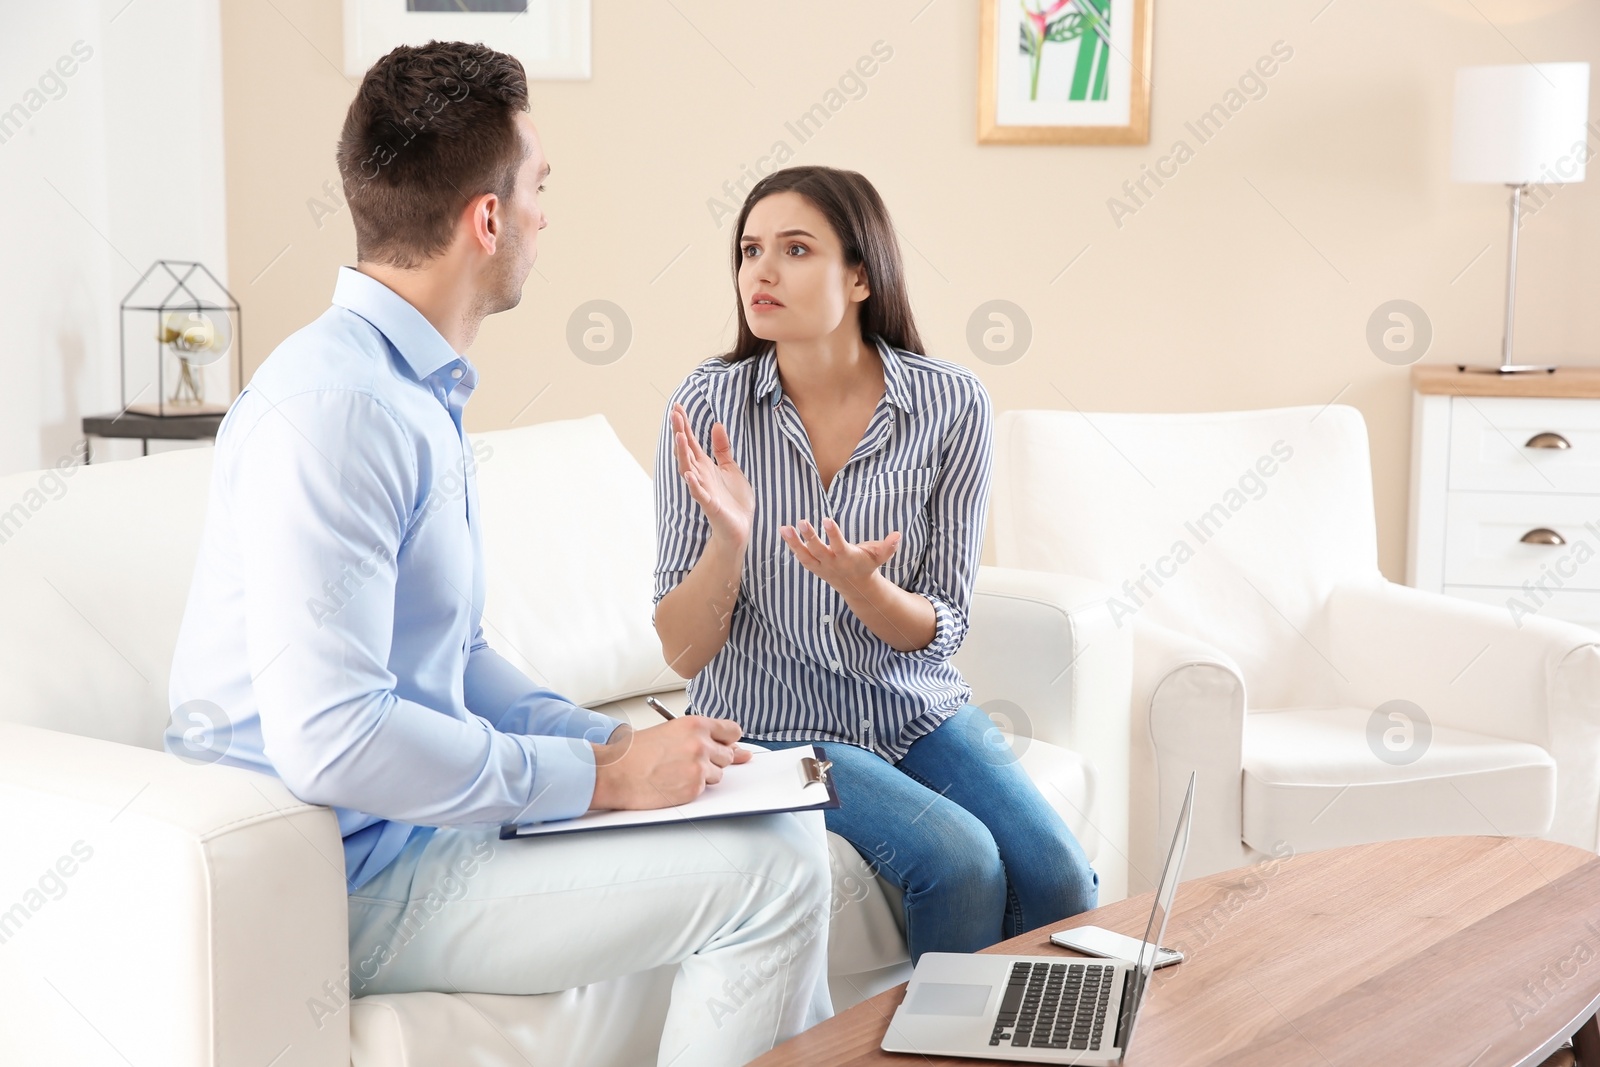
[167,41,832,1066]
[170,263,622,888]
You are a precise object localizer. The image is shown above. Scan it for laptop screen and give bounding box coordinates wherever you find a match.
[1118,771,1195,1061]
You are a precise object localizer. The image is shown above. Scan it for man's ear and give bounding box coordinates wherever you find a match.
[468,192,500,255]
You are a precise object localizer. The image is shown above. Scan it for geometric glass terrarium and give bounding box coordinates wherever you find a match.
[120,260,242,417]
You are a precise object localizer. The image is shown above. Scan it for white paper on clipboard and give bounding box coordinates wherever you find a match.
[499,744,839,839]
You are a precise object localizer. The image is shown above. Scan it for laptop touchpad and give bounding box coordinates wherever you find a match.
[906,982,992,1016]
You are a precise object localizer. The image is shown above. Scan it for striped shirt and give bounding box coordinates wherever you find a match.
[652,338,993,762]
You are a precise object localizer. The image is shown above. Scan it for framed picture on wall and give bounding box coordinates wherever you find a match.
[342,0,591,80]
[978,0,1152,144]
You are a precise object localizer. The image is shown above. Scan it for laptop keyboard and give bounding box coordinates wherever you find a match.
[990,960,1113,1051]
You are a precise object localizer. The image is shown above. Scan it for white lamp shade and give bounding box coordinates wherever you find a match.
[1451,62,1590,184]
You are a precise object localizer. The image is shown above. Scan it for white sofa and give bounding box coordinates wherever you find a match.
[992,405,1600,885]
[0,414,1132,1067]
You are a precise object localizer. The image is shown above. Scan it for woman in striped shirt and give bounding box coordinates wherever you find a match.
[652,166,1097,963]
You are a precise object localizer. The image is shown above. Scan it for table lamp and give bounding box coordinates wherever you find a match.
[1450,61,1590,373]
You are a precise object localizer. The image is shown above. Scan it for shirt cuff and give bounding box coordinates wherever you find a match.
[511,734,600,825]
[901,593,958,662]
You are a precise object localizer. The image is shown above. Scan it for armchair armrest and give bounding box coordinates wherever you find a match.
[1134,620,1249,884]
[955,566,1133,901]
[0,722,350,1067]
[1327,579,1600,850]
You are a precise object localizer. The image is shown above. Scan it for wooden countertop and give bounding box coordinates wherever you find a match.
[1412,363,1600,398]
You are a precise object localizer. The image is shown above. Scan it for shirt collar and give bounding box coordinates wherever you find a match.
[752,336,915,414]
[875,338,915,414]
[331,266,470,384]
[753,346,782,403]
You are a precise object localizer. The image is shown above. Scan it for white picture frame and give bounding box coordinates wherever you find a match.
[342,0,591,80]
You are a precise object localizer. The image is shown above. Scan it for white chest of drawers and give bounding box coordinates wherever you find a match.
[1408,365,1600,634]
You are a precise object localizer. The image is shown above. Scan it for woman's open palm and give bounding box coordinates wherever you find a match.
[672,403,755,548]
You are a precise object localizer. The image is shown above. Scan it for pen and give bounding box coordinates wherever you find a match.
[645,696,746,754]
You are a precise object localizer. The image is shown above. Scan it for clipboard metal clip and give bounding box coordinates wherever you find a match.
[800,755,833,788]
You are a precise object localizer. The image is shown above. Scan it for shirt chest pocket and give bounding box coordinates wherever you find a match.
[845,466,937,586]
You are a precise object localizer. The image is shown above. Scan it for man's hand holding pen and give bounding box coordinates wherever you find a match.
[587,699,751,811]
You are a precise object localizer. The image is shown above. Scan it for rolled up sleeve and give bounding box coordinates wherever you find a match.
[895,384,993,664]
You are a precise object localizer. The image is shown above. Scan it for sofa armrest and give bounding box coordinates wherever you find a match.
[0,723,350,1067]
[1327,579,1600,850]
[955,566,1133,901]
[1134,620,1249,884]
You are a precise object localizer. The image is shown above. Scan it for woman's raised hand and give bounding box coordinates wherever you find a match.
[673,403,755,549]
[779,518,901,594]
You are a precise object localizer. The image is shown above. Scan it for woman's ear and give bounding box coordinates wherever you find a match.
[850,263,872,304]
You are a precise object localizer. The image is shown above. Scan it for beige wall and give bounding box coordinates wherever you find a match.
[221,0,1600,582]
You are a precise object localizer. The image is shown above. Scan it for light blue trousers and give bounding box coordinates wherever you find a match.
[346,809,835,1067]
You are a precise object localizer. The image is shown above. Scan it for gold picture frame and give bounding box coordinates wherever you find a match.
[978,0,1153,145]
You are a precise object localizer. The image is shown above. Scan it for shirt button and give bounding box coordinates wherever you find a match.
[450,368,464,379]
[830,659,842,671]
[820,614,832,625]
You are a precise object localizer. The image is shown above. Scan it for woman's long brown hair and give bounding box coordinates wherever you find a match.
[722,166,924,361]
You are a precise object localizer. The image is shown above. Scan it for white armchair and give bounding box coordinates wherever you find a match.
[0,415,1132,1066]
[993,405,1600,884]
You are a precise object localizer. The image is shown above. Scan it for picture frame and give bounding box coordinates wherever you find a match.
[342,0,591,80]
[978,0,1152,145]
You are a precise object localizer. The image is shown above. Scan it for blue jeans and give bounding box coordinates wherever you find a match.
[764,704,1098,963]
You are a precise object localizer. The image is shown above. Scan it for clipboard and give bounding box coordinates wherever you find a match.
[499,744,841,840]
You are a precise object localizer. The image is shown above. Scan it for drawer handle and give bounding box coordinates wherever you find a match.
[1524,432,1571,450]
[1520,528,1567,546]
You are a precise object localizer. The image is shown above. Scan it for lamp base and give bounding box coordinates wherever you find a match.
[1455,363,1558,375]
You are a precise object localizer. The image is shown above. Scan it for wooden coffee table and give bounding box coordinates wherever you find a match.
[755,836,1600,1066]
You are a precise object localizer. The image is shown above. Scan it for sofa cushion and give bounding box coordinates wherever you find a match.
[472,416,680,708]
[0,416,676,748]
[993,406,1380,710]
[0,446,213,748]
[1242,706,1557,854]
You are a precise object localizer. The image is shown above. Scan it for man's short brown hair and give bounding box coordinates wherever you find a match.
[337,41,529,268]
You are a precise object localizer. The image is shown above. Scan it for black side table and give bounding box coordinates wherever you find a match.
[82,412,224,463]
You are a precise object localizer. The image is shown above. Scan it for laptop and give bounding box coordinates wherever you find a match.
[881,772,1196,1064]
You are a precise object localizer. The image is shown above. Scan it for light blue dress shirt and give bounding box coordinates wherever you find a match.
[167,266,622,891]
